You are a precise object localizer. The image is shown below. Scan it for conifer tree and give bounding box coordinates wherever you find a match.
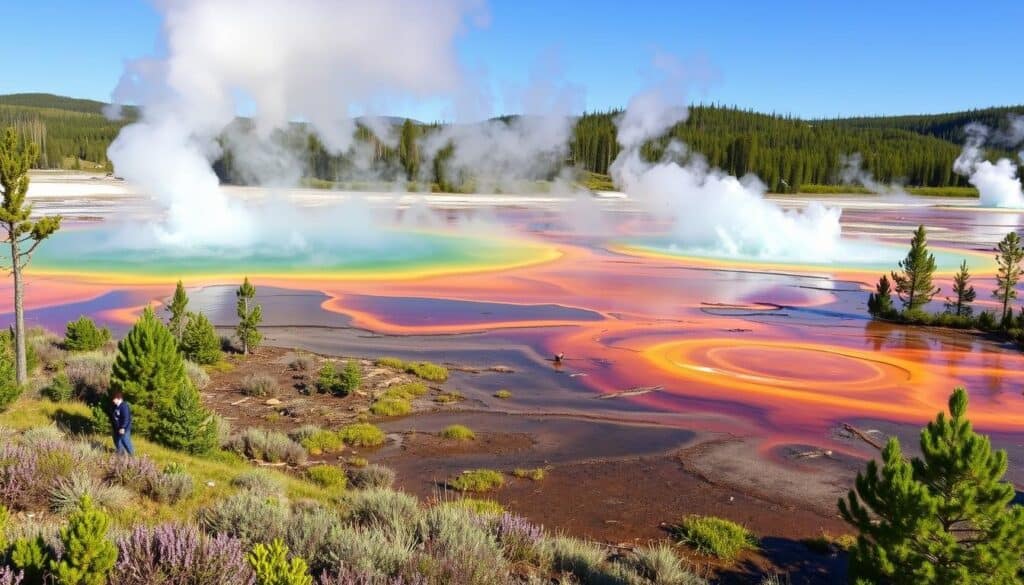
[63,316,111,352]
[0,128,62,384]
[49,496,117,585]
[180,311,221,365]
[867,275,894,317]
[166,280,189,341]
[10,535,49,584]
[839,388,1024,584]
[945,260,976,317]
[236,277,262,355]
[993,231,1023,327]
[247,539,312,585]
[110,307,190,434]
[152,385,217,455]
[891,225,940,312]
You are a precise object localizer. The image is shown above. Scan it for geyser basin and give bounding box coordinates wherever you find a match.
[612,237,996,275]
[29,225,560,284]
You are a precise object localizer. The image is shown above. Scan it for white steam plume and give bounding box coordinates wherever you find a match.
[954,121,1024,208]
[838,153,906,196]
[610,59,843,262]
[107,0,478,247]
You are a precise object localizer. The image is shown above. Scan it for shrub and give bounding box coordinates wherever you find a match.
[50,496,118,585]
[0,351,19,413]
[305,465,347,490]
[289,354,313,372]
[346,456,368,468]
[404,362,448,382]
[448,469,504,493]
[977,310,998,331]
[542,535,608,580]
[284,504,340,571]
[626,543,705,585]
[511,468,546,481]
[369,398,411,417]
[42,371,74,402]
[0,567,21,585]
[433,391,463,404]
[315,363,345,396]
[347,464,395,490]
[289,425,323,444]
[439,425,475,441]
[199,492,289,545]
[374,357,406,370]
[10,535,49,584]
[185,360,212,389]
[64,352,113,400]
[181,312,222,365]
[247,539,313,585]
[319,525,415,578]
[381,382,427,400]
[299,430,343,456]
[64,316,111,352]
[227,429,307,465]
[0,444,39,510]
[673,515,757,561]
[337,423,385,448]
[232,470,285,496]
[446,498,505,516]
[105,455,160,493]
[49,473,131,514]
[112,523,254,585]
[346,489,421,536]
[494,513,544,564]
[340,361,362,394]
[241,373,279,398]
[493,390,512,399]
[419,505,505,578]
[150,469,194,504]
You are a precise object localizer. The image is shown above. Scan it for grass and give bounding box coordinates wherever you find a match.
[434,391,464,404]
[443,497,505,516]
[802,532,856,554]
[511,467,546,481]
[448,469,505,492]
[369,397,412,417]
[299,429,344,455]
[797,183,979,198]
[382,381,428,400]
[493,389,512,399]
[673,515,758,561]
[374,356,406,369]
[305,464,347,490]
[440,424,476,441]
[347,456,369,468]
[374,356,449,382]
[337,422,386,447]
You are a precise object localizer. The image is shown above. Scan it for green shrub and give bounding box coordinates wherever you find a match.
[11,535,50,584]
[434,391,463,404]
[314,363,348,396]
[405,361,448,382]
[232,470,285,496]
[673,515,758,561]
[0,504,8,551]
[289,354,313,372]
[305,465,347,490]
[440,424,475,441]
[42,371,74,402]
[340,360,362,393]
[199,492,289,545]
[346,456,368,468]
[337,423,385,447]
[318,524,415,578]
[346,488,421,536]
[50,496,118,585]
[493,389,512,399]
[448,469,504,492]
[542,535,608,580]
[150,469,194,504]
[240,373,279,397]
[374,356,406,369]
[347,464,395,490]
[49,473,131,514]
[0,347,20,412]
[370,397,411,417]
[64,316,111,352]
[511,468,546,481]
[227,429,307,465]
[152,385,218,455]
[180,312,222,365]
[444,497,505,516]
[299,430,343,456]
[383,381,427,399]
[624,543,705,585]
[247,539,313,585]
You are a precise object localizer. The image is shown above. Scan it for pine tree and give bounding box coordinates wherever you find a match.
[180,311,221,365]
[10,535,49,584]
[0,127,62,384]
[891,225,940,312]
[236,277,262,355]
[945,260,976,317]
[993,231,1023,327]
[152,385,217,455]
[839,388,1024,584]
[110,307,190,434]
[63,316,111,352]
[247,539,312,585]
[867,275,894,317]
[49,496,117,585]
[166,280,189,341]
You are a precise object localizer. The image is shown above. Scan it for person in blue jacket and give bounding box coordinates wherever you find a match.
[111,391,134,456]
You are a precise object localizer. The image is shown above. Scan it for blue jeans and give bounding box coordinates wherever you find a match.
[114,429,134,456]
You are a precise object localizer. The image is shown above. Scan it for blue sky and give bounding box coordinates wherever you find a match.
[3,0,1023,119]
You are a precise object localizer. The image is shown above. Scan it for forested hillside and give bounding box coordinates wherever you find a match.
[2,92,1020,193]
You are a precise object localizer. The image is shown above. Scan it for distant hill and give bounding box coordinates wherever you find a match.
[0,92,1019,192]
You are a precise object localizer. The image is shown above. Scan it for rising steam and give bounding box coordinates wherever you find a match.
[954,119,1024,209]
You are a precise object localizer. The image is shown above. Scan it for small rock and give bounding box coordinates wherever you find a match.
[206,481,216,488]
[265,398,282,406]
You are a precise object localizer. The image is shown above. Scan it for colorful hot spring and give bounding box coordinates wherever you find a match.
[613,237,996,274]
[29,224,560,283]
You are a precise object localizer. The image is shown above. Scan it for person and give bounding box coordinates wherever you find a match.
[111,391,134,456]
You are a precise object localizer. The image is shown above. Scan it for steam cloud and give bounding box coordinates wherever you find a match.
[609,62,843,262]
[108,0,477,247]
[954,118,1024,209]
